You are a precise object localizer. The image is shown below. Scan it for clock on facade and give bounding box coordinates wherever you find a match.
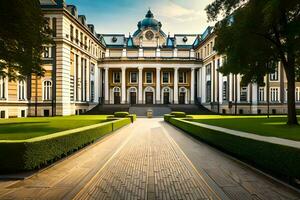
[145,30,154,40]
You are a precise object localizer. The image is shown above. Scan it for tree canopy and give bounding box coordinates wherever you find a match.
[206,0,300,124]
[0,0,52,81]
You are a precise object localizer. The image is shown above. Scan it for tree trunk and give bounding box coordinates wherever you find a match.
[284,63,298,125]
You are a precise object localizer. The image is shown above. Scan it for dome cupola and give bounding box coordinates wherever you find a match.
[138,9,162,31]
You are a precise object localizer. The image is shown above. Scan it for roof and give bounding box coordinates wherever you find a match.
[102,34,126,47]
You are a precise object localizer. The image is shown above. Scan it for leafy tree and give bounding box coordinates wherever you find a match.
[0,0,52,81]
[206,0,300,125]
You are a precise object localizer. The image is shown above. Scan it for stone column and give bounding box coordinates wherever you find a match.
[174,67,179,104]
[121,67,126,104]
[138,67,143,104]
[190,68,195,104]
[156,67,161,104]
[251,83,258,114]
[201,66,206,103]
[104,67,109,104]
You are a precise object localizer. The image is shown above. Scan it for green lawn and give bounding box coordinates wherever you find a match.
[0,115,109,140]
[189,115,300,141]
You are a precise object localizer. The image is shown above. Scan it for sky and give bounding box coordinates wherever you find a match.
[65,0,214,36]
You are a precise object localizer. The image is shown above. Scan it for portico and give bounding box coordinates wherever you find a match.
[101,64,199,105]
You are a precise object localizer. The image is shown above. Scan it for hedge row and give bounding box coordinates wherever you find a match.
[0,118,131,173]
[168,118,300,181]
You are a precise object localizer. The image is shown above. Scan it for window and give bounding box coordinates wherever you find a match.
[70,25,74,41]
[130,72,137,83]
[146,72,153,83]
[44,47,49,58]
[21,110,26,118]
[18,80,26,100]
[0,77,6,99]
[43,80,52,100]
[206,81,211,102]
[90,80,94,102]
[259,87,265,101]
[270,87,279,102]
[296,88,300,102]
[52,18,56,37]
[113,72,121,83]
[240,87,248,102]
[206,65,211,77]
[270,67,278,81]
[0,111,5,118]
[162,72,170,83]
[179,72,187,83]
[75,29,78,43]
[222,81,228,101]
[80,32,83,47]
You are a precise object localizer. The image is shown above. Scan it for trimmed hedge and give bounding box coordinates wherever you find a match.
[127,114,137,123]
[164,114,174,122]
[114,112,129,118]
[170,111,186,118]
[168,118,300,181]
[0,118,130,173]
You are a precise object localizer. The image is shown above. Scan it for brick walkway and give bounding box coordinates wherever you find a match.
[0,119,299,200]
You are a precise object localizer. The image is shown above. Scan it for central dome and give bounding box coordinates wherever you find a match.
[138,10,162,31]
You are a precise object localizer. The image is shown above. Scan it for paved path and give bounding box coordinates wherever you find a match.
[0,118,299,200]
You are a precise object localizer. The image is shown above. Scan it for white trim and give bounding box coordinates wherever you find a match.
[17,80,27,101]
[161,86,173,104]
[161,71,171,84]
[127,87,138,104]
[144,71,153,84]
[42,79,53,101]
[129,71,138,84]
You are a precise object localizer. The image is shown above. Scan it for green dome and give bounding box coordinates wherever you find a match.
[138,10,162,30]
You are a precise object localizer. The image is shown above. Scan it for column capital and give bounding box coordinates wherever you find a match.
[104,67,109,70]
[191,67,195,71]
[138,66,143,71]
[174,66,179,71]
[121,67,127,71]
[156,67,161,71]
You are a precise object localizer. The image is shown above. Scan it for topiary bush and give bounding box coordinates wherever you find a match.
[127,114,137,123]
[170,111,186,118]
[114,112,129,118]
[164,114,174,122]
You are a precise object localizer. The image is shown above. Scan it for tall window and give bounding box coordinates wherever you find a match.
[70,25,74,41]
[222,81,228,101]
[259,87,265,102]
[162,72,169,83]
[270,67,278,81]
[75,29,78,43]
[18,80,26,100]
[206,65,211,77]
[52,18,56,37]
[179,72,187,83]
[270,87,279,102]
[130,72,137,83]
[206,81,211,102]
[296,88,300,102]
[44,47,49,58]
[113,72,121,83]
[0,77,6,99]
[43,80,52,100]
[146,72,153,83]
[80,32,83,46]
[240,87,248,102]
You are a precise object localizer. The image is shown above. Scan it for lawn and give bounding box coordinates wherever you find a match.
[0,115,109,140]
[188,115,300,141]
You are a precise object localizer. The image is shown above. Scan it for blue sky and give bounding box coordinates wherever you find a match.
[66,0,214,36]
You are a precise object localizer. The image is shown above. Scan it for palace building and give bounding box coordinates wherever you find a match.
[0,0,299,118]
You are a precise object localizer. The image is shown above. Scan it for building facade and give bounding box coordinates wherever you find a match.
[0,0,299,118]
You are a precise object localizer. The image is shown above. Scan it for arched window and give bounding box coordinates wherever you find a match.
[43,80,52,100]
[18,80,26,100]
[113,87,120,93]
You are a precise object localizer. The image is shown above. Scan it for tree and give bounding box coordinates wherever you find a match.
[206,0,300,125]
[0,0,52,81]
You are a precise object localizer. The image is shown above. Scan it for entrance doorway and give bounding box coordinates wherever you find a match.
[130,92,136,104]
[113,87,121,104]
[163,92,169,104]
[179,92,185,104]
[145,92,153,104]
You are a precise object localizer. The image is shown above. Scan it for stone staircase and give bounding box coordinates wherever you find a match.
[129,105,171,117]
[85,104,130,115]
[169,104,214,115]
